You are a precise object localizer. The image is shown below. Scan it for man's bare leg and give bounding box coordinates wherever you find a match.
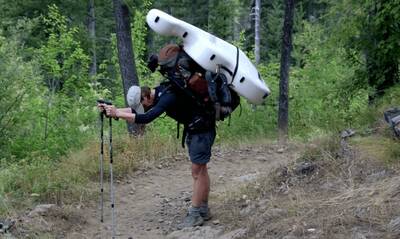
[191,163,209,207]
[177,163,208,229]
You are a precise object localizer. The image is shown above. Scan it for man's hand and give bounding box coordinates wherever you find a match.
[97,102,118,119]
[104,105,118,118]
[96,101,135,122]
[97,99,112,114]
[97,103,107,113]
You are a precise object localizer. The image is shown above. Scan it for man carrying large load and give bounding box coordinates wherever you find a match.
[99,43,239,228]
[98,8,270,230]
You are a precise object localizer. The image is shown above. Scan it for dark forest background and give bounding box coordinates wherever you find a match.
[0,0,399,215]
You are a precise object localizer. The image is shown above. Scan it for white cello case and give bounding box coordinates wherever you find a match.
[146,9,270,105]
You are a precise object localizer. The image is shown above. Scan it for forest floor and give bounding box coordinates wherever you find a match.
[5,141,298,239]
[5,132,400,239]
[65,142,298,239]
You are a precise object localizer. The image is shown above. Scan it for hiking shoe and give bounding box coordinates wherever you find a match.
[200,208,212,221]
[177,212,204,229]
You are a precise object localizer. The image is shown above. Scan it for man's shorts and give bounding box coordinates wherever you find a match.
[186,129,216,165]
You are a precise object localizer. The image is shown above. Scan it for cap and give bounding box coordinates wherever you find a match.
[127,86,144,114]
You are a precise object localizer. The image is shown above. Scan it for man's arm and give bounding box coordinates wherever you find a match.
[119,107,133,113]
[98,104,135,122]
[134,93,176,124]
[115,109,135,122]
[101,92,176,124]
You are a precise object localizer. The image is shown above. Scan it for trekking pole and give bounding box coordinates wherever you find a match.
[99,111,105,223]
[97,99,117,237]
[109,116,116,239]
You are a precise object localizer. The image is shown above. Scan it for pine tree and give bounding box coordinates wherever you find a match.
[278,0,295,142]
[112,0,141,134]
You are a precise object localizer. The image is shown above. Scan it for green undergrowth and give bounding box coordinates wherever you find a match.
[1,84,398,218]
[352,136,400,165]
[0,119,278,218]
[0,131,182,217]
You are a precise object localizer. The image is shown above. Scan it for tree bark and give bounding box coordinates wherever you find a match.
[88,0,97,78]
[112,0,140,134]
[254,0,261,65]
[278,0,295,143]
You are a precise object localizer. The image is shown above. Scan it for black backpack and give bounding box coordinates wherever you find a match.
[150,44,240,122]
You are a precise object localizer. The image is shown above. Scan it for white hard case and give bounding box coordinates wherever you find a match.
[146,9,270,105]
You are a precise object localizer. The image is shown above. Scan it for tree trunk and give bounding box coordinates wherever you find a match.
[112,0,140,134]
[278,0,295,143]
[88,0,97,78]
[254,0,261,65]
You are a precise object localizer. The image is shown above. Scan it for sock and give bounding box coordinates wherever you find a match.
[200,202,208,214]
[189,206,201,216]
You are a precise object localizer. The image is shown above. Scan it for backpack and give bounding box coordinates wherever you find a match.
[153,44,240,121]
[384,108,400,138]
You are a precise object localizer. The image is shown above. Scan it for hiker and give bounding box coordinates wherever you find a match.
[97,44,220,228]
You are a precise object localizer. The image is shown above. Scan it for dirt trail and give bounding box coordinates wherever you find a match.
[67,144,298,239]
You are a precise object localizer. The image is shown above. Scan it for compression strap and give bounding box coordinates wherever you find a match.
[231,47,240,84]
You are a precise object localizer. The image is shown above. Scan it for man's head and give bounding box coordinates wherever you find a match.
[140,86,154,111]
[127,85,155,113]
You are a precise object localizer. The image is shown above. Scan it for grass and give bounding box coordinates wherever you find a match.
[0,109,279,218]
[0,131,183,217]
[214,133,400,239]
[352,135,400,165]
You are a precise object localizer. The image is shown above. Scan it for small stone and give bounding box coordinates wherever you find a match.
[146,228,151,231]
[219,228,248,239]
[235,173,258,182]
[258,199,269,211]
[212,220,220,225]
[157,164,163,169]
[294,162,316,175]
[366,170,388,183]
[255,156,265,161]
[341,129,355,138]
[242,195,248,200]
[277,148,284,153]
[158,219,164,223]
[352,232,367,239]
[307,228,316,233]
[240,205,254,216]
[282,236,297,239]
[0,219,15,233]
[129,191,135,195]
[28,204,57,217]
[163,198,170,203]
[389,216,400,234]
